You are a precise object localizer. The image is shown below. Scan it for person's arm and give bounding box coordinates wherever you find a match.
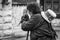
[21,15,40,31]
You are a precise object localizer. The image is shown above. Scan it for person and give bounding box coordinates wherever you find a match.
[21,3,57,40]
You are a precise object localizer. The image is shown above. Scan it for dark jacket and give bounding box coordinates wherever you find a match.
[21,14,56,40]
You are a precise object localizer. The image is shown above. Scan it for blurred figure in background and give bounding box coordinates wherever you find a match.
[21,3,57,40]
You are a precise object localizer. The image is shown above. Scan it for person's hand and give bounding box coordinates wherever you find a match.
[21,14,29,23]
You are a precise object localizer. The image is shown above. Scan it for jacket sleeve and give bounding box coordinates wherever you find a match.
[21,15,40,31]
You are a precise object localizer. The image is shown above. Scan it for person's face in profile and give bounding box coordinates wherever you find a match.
[23,9,28,15]
[23,9,30,16]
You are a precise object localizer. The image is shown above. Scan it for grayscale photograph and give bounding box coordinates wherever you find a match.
[0,0,60,40]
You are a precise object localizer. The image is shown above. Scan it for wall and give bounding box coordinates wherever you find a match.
[0,6,27,37]
[12,6,27,36]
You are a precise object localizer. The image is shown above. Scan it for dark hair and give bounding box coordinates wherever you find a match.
[27,3,41,14]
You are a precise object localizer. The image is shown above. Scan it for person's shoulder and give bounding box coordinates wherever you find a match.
[31,14,41,20]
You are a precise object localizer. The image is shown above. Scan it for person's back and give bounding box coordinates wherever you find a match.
[29,13,56,40]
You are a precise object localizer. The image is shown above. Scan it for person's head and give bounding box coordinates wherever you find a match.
[23,9,27,15]
[27,3,41,16]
